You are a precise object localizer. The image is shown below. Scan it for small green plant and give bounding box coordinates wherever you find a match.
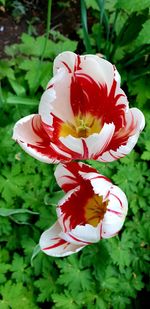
[11,0,26,22]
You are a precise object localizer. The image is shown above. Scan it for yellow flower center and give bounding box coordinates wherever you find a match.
[60,113,101,138]
[85,195,108,227]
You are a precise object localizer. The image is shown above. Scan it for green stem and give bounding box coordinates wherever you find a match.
[40,0,52,62]
[32,0,52,95]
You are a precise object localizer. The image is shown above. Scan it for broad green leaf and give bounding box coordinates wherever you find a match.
[19,59,52,93]
[116,0,150,12]
[136,19,150,46]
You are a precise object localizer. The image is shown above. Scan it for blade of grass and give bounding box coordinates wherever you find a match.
[96,0,110,41]
[81,0,92,53]
[6,95,38,106]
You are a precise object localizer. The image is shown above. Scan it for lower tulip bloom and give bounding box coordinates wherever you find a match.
[40,162,128,257]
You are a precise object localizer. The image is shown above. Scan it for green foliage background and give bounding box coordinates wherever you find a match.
[0,0,150,308]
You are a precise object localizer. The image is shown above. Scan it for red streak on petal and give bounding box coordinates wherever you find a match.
[74,55,81,71]
[62,61,72,73]
[109,151,119,160]
[104,110,136,152]
[90,175,112,183]
[68,233,91,244]
[60,162,97,192]
[47,84,54,90]
[82,139,89,158]
[107,209,122,216]
[43,238,67,251]
[110,193,123,208]
[105,190,110,200]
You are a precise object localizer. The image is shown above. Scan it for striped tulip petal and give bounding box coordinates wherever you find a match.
[13,114,72,163]
[99,108,145,162]
[40,221,85,257]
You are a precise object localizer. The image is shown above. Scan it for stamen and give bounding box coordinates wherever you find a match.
[60,113,101,138]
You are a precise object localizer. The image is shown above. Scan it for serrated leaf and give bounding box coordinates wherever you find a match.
[116,0,150,12]
[57,255,93,293]
[0,60,15,80]
[52,290,78,309]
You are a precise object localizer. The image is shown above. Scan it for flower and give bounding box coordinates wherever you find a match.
[13,52,145,163]
[40,162,128,257]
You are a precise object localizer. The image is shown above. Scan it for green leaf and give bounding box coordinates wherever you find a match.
[0,208,39,217]
[136,19,150,46]
[31,244,41,266]
[19,58,53,93]
[0,60,15,80]
[6,94,38,105]
[85,0,99,10]
[8,79,26,96]
[116,0,150,13]
[141,141,150,161]
[57,255,93,293]
[0,0,6,5]
[44,190,64,206]
[52,290,78,309]
[0,281,38,309]
[128,77,150,108]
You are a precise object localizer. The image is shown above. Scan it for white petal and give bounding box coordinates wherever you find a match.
[54,163,78,192]
[101,185,128,238]
[13,114,40,144]
[54,52,120,96]
[13,114,70,164]
[79,171,112,199]
[79,55,114,93]
[53,51,77,74]
[13,114,55,163]
[101,211,126,239]
[108,185,128,215]
[59,231,90,246]
[39,68,74,125]
[39,221,85,257]
[99,108,145,162]
[70,224,101,243]
[85,123,115,158]
[114,66,121,85]
[59,135,83,157]
[59,122,115,160]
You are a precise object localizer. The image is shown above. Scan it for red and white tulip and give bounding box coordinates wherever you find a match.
[13,52,145,163]
[40,162,128,257]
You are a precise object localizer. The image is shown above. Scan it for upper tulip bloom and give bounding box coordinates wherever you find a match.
[13,52,145,163]
[40,162,128,257]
